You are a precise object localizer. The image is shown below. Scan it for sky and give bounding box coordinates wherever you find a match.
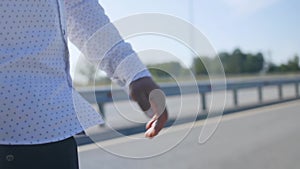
[69,0,300,74]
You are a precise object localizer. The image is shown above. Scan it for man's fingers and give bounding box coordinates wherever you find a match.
[153,110,168,133]
[145,110,168,138]
[146,117,156,130]
[145,120,157,138]
[145,128,156,138]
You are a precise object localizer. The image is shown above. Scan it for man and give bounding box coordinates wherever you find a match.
[0,0,168,169]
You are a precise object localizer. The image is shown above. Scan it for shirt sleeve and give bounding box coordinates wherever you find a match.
[64,0,151,88]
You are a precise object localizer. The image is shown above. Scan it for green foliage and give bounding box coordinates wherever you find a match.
[221,48,265,74]
[268,55,300,73]
[192,57,208,75]
[147,61,189,79]
[75,48,299,86]
[192,48,265,75]
[192,55,228,75]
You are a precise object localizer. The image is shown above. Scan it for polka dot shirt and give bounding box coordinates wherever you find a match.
[0,0,150,145]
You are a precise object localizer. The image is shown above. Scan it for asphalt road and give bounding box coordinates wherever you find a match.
[78,100,300,169]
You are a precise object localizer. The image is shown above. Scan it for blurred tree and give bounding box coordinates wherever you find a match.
[286,55,300,71]
[78,62,97,84]
[268,54,300,73]
[147,61,188,78]
[244,52,265,73]
[192,57,208,75]
[218,48,264,74]
[192,48,265,75]
[219,52,231,73]
[74,57,109,86]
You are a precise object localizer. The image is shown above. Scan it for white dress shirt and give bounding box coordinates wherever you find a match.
[0,0,150,145]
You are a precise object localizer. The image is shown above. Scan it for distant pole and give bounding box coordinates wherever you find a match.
[268,50,272,62]
[268,50,272,66]
[266,50,272,72]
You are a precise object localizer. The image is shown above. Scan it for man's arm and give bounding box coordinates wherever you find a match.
[65,0,168,137]
[65,0,149,87]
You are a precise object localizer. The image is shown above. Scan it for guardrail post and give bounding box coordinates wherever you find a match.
[97,103,105,120]
[201,92,206,111]
[258,86,263,103]
[233,89,238,106]
[278,84,283,100]
[296,82,299,97]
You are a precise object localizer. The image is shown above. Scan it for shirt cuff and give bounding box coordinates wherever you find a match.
[111,53,151,92]
[131,69,152,82]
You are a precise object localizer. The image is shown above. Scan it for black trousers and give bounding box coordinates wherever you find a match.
[0,137,79,169]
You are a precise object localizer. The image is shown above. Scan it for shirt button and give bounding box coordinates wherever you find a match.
[62,29,66,35]
[6,154,14,162]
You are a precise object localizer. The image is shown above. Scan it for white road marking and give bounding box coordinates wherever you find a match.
[78,100,300,152]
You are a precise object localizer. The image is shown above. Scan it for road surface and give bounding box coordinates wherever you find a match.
[78,100,300,169]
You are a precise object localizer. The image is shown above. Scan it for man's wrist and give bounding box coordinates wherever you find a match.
[131,69,152,82]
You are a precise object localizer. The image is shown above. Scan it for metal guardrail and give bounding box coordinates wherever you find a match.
[78,78,300,118]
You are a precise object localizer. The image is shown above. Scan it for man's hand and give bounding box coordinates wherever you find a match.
[129,77,168,138]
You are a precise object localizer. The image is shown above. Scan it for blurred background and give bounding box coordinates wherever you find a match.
[70,0,300,86]
[71,1,300,169]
